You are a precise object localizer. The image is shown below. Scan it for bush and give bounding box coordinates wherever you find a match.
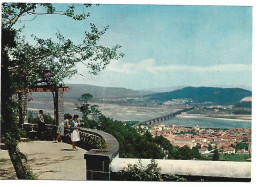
[116,159,186,181]
[27,111,54,124]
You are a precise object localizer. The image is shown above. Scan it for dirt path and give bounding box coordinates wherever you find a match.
[0,141,86,180]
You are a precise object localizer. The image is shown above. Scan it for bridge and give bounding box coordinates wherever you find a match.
[135,107,195,126]
[0,123,251,181]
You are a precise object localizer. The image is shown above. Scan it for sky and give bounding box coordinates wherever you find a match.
[15,2,252,90]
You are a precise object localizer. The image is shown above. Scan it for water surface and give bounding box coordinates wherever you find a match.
[157,117,251,129]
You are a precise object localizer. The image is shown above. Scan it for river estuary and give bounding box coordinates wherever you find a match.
[156,116,251,129]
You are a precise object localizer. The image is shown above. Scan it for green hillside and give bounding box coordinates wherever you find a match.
[146,87,252,105]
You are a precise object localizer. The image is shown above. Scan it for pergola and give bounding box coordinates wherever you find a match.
[15,74,70,127]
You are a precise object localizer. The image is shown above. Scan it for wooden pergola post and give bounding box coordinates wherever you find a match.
[53,85,64,126]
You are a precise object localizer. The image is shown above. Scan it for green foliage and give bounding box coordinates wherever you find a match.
[173,146,202,160]
[43,114,54,124]
[154,136,202,160]
[76,93,102,121]
[123,121,140,126]
[64,113,72,120]
[203,153,250,162]
[24,167,37,180]
[96,115,164,159]
[155,135,172,151]
[81,119,99,129]
[96,138,109,151]
[2,2,122,179]
[3,3,123,92]
[212,149,219,161]
[76,93,92,121]
[78,93,93,102]
[219,154,250,161]
[208,144,213,151]
[234,101,252,108]
[117,159,162,181]
[235,143,249,152]
[116,159,186,181]
[27,111,54,124]
[28,112,37,123]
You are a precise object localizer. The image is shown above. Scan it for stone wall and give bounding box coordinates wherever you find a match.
[110,158,251,181]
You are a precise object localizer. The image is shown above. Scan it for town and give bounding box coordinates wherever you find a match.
[135,124,251,156]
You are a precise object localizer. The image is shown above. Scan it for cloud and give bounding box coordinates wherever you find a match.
[104,59,251,74]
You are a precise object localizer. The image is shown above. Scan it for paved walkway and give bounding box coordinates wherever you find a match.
[0,141,86,180]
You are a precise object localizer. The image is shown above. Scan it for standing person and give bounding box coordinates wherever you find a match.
[37,110,45,139]
[69,115,80,151]
[55,115,72,143]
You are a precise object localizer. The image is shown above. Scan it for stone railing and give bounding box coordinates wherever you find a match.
[21,123,56,140]
[79,128,119,180]
[110,158,251,181]
[21,123,119,180]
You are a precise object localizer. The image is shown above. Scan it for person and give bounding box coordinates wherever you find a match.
[55,115,72,143]
[69,115,80,150]
[37,110,45,139]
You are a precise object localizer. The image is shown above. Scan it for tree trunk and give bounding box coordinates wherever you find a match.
[2,49,31,179]
[8,144,29,179]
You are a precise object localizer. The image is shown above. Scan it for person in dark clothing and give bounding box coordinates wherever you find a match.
[37,110,45,139]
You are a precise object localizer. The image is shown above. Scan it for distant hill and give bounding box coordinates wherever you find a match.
[30,84,154,102]
[146,87,252,105]
[64,84,153,99]
[140,86,184,93]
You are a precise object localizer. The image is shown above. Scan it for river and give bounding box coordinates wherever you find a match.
[156,116,251,129]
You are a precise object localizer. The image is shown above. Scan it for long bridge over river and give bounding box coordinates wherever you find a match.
[135,107,195,126]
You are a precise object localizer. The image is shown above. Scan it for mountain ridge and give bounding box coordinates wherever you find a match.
[29,84,252,106]
[146,86,252,105]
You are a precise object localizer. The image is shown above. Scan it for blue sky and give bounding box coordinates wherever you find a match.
[16,3,252,90]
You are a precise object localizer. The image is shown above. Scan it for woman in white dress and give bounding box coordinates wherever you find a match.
[70,115,80,150]
[55,115,72,143]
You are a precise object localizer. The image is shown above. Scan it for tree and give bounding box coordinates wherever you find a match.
[212,149,220,161]
[76,93,102,122]
[1,3,123,179]
[235,143,249,152]
[76,93,93,121]
[90,105,102,121]
[208,144,213,151]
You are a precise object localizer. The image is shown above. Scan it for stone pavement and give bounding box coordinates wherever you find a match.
[0,141,86,180]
